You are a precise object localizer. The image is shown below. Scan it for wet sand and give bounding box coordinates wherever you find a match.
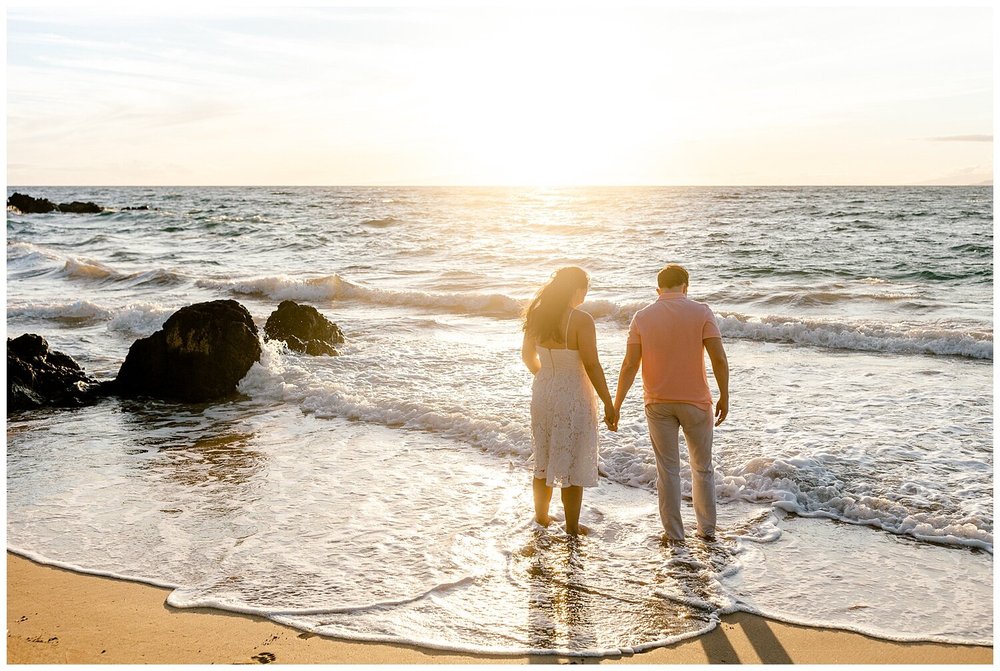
[6,552,992,664]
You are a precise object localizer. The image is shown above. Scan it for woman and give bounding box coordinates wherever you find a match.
[521,266,617,536]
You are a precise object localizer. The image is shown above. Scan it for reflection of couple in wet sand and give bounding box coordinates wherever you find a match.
[521,264,729,540]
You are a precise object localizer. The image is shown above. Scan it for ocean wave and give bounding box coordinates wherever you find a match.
[6,241,65,269]
[106,304,174,335]
[756,290,920,307]
[578,298,648,321]
[717,314,993,360]
[948,243,993,254]
[9,243,183,289]
[700,286,924,308]
[62,257,117,280]
[196,274,991,359]
[595,303,991,360]
[360,216,400,228]
[198,274,525,317]
[59,257,185,287]
[893,269,992,282]
[7,300,113,323]
[719,457,993,552]
[7,300,173,335]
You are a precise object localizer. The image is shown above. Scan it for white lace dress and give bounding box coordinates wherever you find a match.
[530,344,600,488]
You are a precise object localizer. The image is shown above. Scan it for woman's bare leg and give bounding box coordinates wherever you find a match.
[561,486,589,535]
[533,477,553,526]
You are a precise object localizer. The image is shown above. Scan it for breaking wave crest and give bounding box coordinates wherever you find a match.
[7,300,113,323]
[718,313,992,360]
[197,274,524,317]
[61,258,185,287]
[8,300,173,336]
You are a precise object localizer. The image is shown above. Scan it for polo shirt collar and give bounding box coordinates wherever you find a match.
[657,290,687,301]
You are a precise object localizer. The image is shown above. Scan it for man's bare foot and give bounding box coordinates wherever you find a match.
[566,523,590,536]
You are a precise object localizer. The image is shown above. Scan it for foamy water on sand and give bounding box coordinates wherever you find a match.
[7,186,993,652]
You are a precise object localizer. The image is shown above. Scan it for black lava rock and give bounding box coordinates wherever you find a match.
[7,334,104,411]
[57,201,103,213]
[7,193,56,214]
[264,300,344,356]
[114,300,262,402]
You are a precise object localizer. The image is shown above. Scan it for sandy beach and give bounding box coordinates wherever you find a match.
[6,552,991,665]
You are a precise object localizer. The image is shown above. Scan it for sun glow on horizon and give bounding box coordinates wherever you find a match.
[6,6,993,186]
[420,14,677,186]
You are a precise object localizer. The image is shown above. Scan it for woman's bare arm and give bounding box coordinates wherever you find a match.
[521,330,541,375]
[575,312,616,429]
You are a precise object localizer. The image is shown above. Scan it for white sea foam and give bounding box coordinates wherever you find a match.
[718,313,993,360]
[237,341,534,459]
[106,304,174,335]
[722,457,992,552]
[724,515,994,646]
[237,344,993,553]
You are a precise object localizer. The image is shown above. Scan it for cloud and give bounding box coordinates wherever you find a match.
[926,134,993,142]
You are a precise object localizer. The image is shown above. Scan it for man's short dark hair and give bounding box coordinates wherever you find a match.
[657,264,689,289]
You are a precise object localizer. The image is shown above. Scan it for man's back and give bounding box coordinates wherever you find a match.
[628,291,720,410]
[614,264,729,540]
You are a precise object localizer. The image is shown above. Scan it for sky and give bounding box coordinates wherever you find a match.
[6,4,994,186]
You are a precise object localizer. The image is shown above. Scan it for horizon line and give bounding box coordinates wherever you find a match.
[6,183,993,189]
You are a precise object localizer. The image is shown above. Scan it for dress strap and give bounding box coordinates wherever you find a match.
[564,309,573,346]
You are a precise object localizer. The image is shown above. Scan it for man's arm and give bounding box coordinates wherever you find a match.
[704,337,729,426]
[614,343,642,412]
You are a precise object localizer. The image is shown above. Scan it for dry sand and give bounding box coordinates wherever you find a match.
[6,552,992,665]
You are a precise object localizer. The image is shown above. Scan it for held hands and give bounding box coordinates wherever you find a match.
[603,402,619,432]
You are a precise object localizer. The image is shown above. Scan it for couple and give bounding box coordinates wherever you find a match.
[521,264,729,539]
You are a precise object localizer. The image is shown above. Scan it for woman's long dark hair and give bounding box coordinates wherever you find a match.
[523,266,589,344]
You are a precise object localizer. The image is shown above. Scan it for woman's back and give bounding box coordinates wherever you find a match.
[535,308,578,348]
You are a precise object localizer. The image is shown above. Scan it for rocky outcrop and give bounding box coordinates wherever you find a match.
[6,193,104,214]
[7,193,56,214]
[7,334,106,411]
[57,201,103,213]
[264,300,344,356]
[114,300,262,402]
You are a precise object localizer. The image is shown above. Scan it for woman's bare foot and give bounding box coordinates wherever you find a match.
[532,478,554,529]
[566,523,590,536]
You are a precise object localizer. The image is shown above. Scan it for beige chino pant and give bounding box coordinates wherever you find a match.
[644,402,716,539]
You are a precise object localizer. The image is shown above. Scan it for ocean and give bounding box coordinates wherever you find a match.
[6,185,993,654]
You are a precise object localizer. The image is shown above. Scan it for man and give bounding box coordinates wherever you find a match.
[614,264,729,541]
